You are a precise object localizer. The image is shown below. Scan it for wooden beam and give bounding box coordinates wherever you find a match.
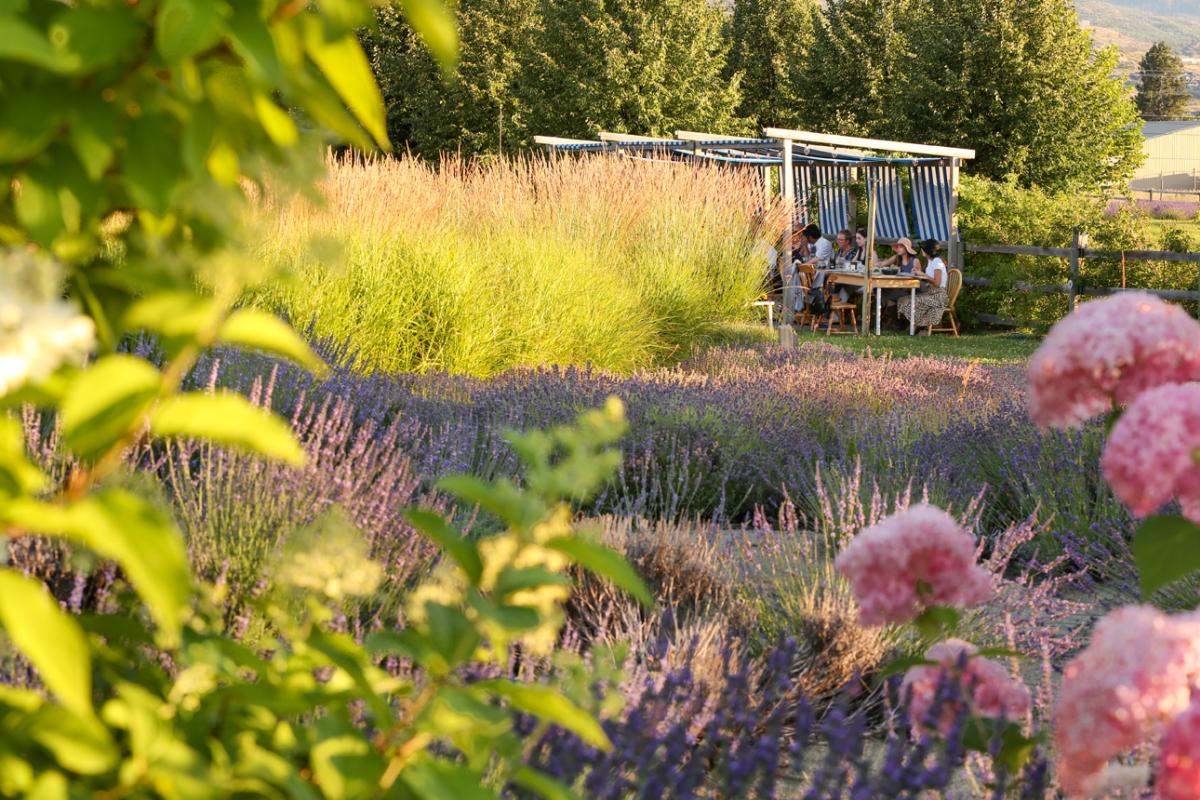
[597,132,676,143]
[532,135,596,146]
[674,130,760,142]
[764,127,975,160]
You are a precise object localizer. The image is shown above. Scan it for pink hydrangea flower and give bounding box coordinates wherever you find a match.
[1102,383,1200,522]
[1027,292,1200,428]
[901,639,1031,736]
[834,504,993,626]
[1055,606,1200,796]
[1158,699,1200,800]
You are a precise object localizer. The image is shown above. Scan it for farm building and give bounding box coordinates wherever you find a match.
[1131,119,1200,192]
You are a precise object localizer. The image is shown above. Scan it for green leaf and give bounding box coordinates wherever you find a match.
[423,603,480,670]
[25,772,67,800]
[399,0,458,74]
[512,767,583,800]
[289,64,374,151]
[404,509,482,583]
[1133,515,1200,599]
[960,717,1039,776]
[0,417,47,497]
[253,93,299,147]
[436,474,544,529]
[467,591,539,632]
[124,115,182,215]
[226,3,282,84]
[68,95,116,179]
[913,605,961,641]
[0,569,92,716]
[60,354,161,463]
[0,91,65,163]
[0,14,68,71]
[81,489,192,642]
[400,756,501,800]
[545,536,653,608]
[155,0,224,64]
[478,679,611,750]
[218,309,327,375]
[49,5,141,73]
[26,704,119,775]
[493,566,572,600]
[974,646,1028,660]
[122,291,219,342]
[876,655,938,680]
[301,20,389,149]
[150,392,305,465]
[14,168,64,246]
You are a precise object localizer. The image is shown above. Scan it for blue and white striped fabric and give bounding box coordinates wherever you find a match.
[793,165,812,225]
[811,164,851,236]
[911,164,953,242]
[865,166,909,239]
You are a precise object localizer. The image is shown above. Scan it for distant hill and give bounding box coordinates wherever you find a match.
[1077,0,1200,62]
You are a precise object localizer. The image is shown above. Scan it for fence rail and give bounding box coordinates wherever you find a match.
[959,228,1200,325]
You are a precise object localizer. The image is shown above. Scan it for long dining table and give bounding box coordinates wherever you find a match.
[825,269,923,336]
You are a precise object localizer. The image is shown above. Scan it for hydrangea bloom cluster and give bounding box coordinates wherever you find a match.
[901,639,1031,736]
[1054,606,1200,796]
[1102,382,1200,522]
[0,251,95,397]
[1027,292,1200,428]
[834,504,993,626]
[1158,699,1200,800]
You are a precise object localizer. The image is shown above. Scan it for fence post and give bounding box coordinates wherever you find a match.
[1068,227,1088,313]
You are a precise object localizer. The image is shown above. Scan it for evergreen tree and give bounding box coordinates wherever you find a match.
[363,0,536,159]
[1136,41,1191,121]
[896,0,1143,190]
[522,0,747,139]
[794,0,916,136]
[727,0,817,129]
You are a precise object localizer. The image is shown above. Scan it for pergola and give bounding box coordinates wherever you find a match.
[534,128,976,337]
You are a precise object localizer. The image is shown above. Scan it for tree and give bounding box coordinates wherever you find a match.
[1136,41,1191,121]
[364,0,536,159]
[895,0,1143,191]
[523,0,747,139]
[794,0,916,136]
[727,0,818,129]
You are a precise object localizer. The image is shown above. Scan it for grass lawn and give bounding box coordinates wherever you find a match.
[719,320,1041,363]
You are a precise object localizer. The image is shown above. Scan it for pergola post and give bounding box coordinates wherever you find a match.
[949,157,962,270]
[780,138,796,347]
[863,180,877,335]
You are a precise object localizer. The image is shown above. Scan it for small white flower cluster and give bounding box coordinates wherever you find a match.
[0,250,95,398]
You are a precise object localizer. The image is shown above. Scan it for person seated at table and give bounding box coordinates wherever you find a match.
[833,229,855,263]
[848,228,868,264]
[800,223,833,266]
[897,239,950,333]
[876,237,922,273]
[876,237,923,311]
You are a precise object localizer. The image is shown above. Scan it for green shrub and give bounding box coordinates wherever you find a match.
[250,154,786,376]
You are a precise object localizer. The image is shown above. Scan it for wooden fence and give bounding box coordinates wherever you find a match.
[956,228,1200,326]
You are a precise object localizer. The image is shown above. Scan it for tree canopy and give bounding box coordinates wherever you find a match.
[1136,41,1192,121]
[365,0,1146,190]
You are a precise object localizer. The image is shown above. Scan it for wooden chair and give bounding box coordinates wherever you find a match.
[927,268,962,336]
[793,270,819,329]
[824,288,858,335]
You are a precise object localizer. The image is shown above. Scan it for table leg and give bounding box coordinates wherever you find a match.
[875,288,881,336]
[909,288,916,336]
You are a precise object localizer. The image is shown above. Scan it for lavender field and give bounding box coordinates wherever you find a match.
[14,335,1144,795]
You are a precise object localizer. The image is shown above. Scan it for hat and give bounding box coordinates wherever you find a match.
[894,237,918,256]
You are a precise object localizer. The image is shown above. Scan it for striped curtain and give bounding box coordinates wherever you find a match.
[812,164,852,236]
[911,164,953,242]
[865,166,910,239]
[793,165,812,225]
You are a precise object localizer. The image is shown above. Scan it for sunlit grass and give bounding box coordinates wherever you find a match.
[250,154,787,376]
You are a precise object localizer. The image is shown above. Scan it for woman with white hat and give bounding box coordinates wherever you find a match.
[897,239,950,332]
[876,237,923,311]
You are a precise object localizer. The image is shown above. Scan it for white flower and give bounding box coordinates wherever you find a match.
[0,251,95,398]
